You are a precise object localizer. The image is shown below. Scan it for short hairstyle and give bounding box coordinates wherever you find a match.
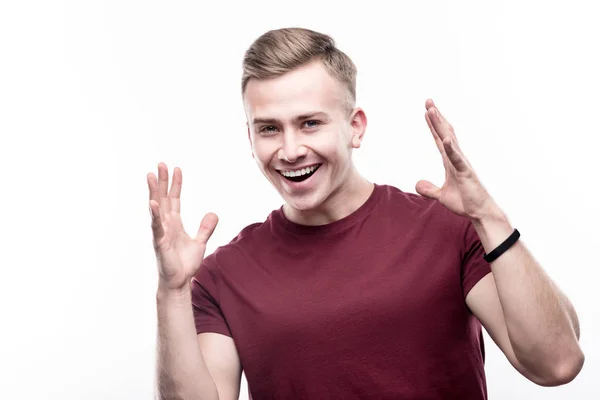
[241,27,357,110]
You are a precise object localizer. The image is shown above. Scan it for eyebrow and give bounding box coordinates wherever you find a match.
[252,112,330,126]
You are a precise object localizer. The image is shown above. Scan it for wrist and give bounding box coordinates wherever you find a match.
[469,206,514,254]
[156,280,192,302]
[470,210,510,232]
[469,200,506,226]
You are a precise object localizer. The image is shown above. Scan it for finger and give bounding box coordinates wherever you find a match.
[427,106,458,144]
[425,111,444,156]
[149,199,165,241]
[442,137,469,173]
[415,180,442,200]
[147,172,159,202]
[157,162,171,212]
[425,98,435,110]
[196,213,219,244]
[169,167,182,213]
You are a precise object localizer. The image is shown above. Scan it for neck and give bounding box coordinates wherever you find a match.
[283,166,374,226]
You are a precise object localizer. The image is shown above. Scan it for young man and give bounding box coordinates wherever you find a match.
[148,28,584,399]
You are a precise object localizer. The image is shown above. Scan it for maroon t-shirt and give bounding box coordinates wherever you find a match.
[191,184,492,399]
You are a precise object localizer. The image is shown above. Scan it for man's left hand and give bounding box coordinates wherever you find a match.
[416,99,498,221]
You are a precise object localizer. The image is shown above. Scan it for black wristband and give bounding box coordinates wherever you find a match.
[483,229,520,263]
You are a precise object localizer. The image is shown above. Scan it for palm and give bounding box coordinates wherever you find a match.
[416,99,492,220]
[154,212,206,283]
[148,163,218,290]
[438,174,465,215]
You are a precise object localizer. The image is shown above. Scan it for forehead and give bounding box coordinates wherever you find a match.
[243,60,347,120]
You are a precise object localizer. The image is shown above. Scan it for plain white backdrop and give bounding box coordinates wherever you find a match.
[1,0,599,399]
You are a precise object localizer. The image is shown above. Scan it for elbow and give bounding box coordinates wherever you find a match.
[534,350,585,387]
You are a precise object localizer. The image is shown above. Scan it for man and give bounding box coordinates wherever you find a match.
[148,28,584,399]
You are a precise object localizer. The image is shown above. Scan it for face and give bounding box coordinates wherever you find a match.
[243,60,366,213]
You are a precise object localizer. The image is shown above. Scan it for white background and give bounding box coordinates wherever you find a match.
[1,0,599,399]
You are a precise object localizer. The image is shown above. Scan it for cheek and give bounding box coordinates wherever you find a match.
[252,140,277,168]
[316,131,351,161]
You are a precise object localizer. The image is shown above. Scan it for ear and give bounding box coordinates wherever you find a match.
[349,108,367,149]
[247,122,255,159]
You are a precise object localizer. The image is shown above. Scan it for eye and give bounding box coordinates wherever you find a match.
[259,125,279,134]
[303,120,320,129]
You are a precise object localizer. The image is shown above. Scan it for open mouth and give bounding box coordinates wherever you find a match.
[279,164,322,183]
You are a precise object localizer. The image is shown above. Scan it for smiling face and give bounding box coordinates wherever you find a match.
[243,59,367,217]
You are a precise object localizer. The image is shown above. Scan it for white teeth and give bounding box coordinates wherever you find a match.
[279,164,319,178]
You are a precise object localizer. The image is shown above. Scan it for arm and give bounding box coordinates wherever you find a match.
[156,284,242,400]
[148,163,242,399]
[415,100,584,386]
[466,211,584,386]
[197,333,242,400]
[156,284,220,400]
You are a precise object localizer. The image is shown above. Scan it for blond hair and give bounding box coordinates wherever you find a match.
[242,28,357,110]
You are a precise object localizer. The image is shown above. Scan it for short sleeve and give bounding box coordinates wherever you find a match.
[460,220,492,298]
[190,255,232,337]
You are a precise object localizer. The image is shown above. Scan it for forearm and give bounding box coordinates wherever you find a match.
[471,207,583,380]
[156,282,219,400]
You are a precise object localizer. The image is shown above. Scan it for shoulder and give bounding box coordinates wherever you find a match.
[226,221,266,246]
[375,183,471,241]
[194,218,268,287]
[203,214,274,269]
[376,183,450,220]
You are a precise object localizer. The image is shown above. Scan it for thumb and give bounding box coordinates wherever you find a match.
[196,212,219,244]
[415,180,441,200]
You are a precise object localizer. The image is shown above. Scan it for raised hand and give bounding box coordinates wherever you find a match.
[147,163,218,291]
[415,99,497,221]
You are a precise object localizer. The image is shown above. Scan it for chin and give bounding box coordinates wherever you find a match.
[281,186,327,212]
[286,198,320,212]
[278,187,314,211]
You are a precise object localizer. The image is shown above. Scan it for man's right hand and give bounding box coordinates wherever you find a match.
[147,162,218,292]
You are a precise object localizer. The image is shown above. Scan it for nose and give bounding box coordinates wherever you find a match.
[278,132,308,163]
